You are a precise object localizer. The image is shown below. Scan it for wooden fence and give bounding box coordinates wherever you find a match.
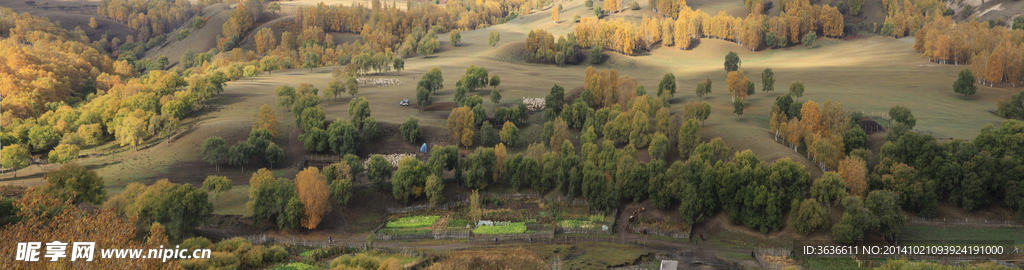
[375,232,434,241]
[468,230,555,242]
[242,234,361,250]
[907,217,1023,228]
[375,229,471,241]
[556,227,614,235]
[385,201,463,214]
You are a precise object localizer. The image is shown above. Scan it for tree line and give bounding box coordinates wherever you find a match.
[97,0,198,42]
[567,0,841,56]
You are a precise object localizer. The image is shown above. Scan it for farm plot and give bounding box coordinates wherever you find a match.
[558,215,614,230]
[629,215,691,239]
[473,222,528,234]
[380,215,440,236]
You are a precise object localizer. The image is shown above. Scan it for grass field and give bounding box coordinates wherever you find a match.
[902,226,1024,244]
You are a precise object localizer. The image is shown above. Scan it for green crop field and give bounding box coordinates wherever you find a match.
[386,215,441,229]
[473,222,528,234]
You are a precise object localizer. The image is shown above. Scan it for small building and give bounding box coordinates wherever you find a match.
[659,260,678,270]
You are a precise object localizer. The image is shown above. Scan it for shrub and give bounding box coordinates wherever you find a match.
[231,242,253,257]
[206,252,241,270]
[331,253,382,269]
[400,116,423,143]
[213,237,249,252]
[266,245,288,262]
[272,262,320,270]
[628,2,640,10]
[243,245,266,268]
[180,237,212,251]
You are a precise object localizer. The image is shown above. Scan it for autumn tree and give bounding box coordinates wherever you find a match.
[40,163,106,205]
[296,167,331,230]
[550,117,570,149]
[447,106,476,148]
[786,118,802,151]
[117,116,148,151]
[202,175,232,207]
[89,17,98,29]
[261,56,280,75]
[0,193,170,269]
[953,69,977,98]
[727,70,750,102]
[801,100,822,135]
[821,4,844,37]
[838,156,867,198]
[244,65,259,81]
[255,27,277,54]
[47,144,80,165]
[552,5,560,23]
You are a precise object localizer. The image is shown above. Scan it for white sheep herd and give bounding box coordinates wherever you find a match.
[357,77,405,87]
[362,153,417,168]
[520,97,545,111]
